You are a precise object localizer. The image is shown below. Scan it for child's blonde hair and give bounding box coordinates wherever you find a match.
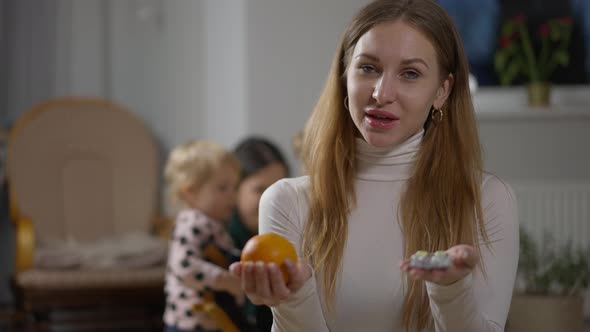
[292,130,304,161]
[164,140,240,207]
[292,129,308,175]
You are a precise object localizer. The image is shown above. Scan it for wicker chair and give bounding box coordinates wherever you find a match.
[7,97,167,331]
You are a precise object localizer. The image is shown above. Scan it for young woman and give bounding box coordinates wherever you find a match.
[228,137,289,331]
[231,1,518,331]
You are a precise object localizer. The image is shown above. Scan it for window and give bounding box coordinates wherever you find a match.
[439,0,590,86]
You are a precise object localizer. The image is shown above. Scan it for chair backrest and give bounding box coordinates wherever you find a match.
[7,97,159,243]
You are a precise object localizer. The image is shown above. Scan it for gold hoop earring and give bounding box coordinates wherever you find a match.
[344,96,349,110]
[431,107,443,123]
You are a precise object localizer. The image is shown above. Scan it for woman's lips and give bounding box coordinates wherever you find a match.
[364,109,399,129]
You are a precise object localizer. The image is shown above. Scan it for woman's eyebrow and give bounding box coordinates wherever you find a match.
[355,54,429,69]
[400,57,429,69]
[355,53,379,62]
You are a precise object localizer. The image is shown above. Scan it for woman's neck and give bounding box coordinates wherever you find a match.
[355,130,423,181]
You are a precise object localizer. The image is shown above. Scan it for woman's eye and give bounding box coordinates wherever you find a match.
[360,65,377,73]
[402,70,420,79]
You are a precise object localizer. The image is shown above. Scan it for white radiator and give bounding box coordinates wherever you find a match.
[512,181,590,317]
[513,182,590,252]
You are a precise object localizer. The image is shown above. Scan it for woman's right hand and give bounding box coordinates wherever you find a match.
[228,259,312,306]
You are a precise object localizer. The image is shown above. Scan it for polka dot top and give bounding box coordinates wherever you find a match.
[163,209,240,331]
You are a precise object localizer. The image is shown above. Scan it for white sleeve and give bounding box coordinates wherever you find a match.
[426,175,519,332]
[258,179,330,332]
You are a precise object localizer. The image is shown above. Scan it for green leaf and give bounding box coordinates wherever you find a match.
[518,227,590,295]
[506,43,517,54]
[554,50,570,66]
[500,58,524,86]
[494,52,508,72]
[495,44,519,72]
[550,23,561,41]
[502,22,514,36]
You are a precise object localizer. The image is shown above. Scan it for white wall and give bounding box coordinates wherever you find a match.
[204,0,248,148]
[52,0,210,152]
[474,87,590,182]
[245,0,369,170]
[479,117,590,181]
[109,0,206,152]
[50,0,370,171]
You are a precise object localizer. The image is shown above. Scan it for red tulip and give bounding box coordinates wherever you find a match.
[500,36,512,49]
[539,23,550,38]
[558,17,573,25]
[513,15,526,25]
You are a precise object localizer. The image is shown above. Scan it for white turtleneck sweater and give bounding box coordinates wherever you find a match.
[259,130,519,332]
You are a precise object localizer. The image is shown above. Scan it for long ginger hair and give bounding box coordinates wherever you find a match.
[300,0,488,330]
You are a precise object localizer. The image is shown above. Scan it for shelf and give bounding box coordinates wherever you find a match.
[472,85,590,122]
[476,108,590,122]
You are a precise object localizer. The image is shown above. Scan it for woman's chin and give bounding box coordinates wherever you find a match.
[362,132,401,148]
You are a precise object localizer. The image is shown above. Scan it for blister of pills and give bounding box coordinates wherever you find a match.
[408,250,451,270]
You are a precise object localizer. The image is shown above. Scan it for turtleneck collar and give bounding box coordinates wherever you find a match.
[355,129,423,181]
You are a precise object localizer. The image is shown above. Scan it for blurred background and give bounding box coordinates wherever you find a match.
[1,0,589,331]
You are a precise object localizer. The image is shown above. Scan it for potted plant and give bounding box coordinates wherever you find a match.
[494,15,573,107]
[507,227,590,332]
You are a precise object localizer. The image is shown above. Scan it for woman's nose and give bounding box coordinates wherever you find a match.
[372,75,396,105]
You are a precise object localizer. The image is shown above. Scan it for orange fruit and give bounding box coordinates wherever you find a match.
[241,233,298,283]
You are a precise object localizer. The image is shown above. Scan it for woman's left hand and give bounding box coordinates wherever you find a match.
[400,244,479,286]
